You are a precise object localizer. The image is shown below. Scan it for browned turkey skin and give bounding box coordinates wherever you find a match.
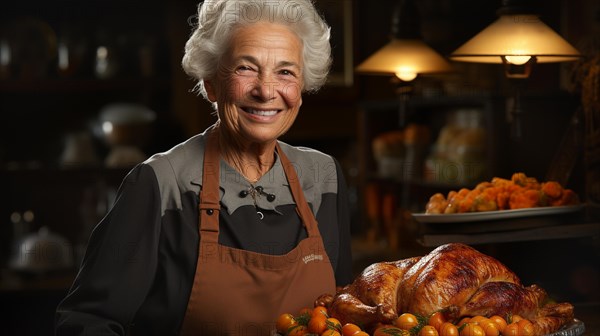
[322,243,574,335]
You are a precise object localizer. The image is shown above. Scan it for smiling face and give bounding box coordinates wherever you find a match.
[205,22,304,146]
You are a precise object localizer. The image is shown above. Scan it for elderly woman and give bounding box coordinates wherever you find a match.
[55,0,353,335]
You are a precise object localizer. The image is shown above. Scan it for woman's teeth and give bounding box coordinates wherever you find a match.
[246,109,278,116]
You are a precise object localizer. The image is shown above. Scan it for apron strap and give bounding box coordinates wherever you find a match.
[276,142,320,238]
[198,130,221,243]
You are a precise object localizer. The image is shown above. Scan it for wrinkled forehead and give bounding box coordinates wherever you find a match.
[226,22,304,64]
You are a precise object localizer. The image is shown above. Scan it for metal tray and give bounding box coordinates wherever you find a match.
[547,319,585,336]
[412,204,584,224]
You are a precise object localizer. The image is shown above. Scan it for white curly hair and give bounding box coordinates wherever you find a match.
[181,0,332,100]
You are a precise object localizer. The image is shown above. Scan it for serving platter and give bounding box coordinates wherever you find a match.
[412,204,584,224]
[273,319,584,336]
[547,319,585,336]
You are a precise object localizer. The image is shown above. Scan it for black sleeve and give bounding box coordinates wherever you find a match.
[55,164,162,335]
[334,159,354,287]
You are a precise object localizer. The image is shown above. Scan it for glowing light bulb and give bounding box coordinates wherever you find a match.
[395,71,417,82]
[102,121,114,134]
[504,55,531,65]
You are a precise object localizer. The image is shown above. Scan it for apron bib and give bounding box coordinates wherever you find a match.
[180,131,336,335]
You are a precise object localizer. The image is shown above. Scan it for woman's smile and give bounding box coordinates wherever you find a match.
[241,107,282,119]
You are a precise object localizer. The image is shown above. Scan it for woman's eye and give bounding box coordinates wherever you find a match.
[279,69,295,76]
[237,66,254,73]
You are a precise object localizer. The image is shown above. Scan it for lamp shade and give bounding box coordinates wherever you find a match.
[451,14,581,63]
[355,39,453,80]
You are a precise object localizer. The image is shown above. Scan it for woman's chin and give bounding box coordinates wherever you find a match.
[238,124,289,144]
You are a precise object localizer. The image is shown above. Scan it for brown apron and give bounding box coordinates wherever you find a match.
[180,132,336,335]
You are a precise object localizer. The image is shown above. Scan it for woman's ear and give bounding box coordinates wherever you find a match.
[204,80,217,102]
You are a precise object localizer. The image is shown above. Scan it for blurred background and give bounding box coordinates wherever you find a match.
[0,0,598,334]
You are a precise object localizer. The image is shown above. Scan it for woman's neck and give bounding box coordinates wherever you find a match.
[215,126,277,184]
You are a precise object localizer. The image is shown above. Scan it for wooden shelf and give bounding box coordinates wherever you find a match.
[0,78,169,94]
[2,165,130,181]
[0,269,76,292]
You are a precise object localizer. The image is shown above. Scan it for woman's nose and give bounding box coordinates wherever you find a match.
[250,78,277,101]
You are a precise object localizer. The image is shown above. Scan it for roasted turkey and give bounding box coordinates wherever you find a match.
[318,243,574,335]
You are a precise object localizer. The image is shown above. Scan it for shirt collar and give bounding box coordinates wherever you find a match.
[191,149,314,215]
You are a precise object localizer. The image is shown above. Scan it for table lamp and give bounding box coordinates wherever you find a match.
[449,0,581,138]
